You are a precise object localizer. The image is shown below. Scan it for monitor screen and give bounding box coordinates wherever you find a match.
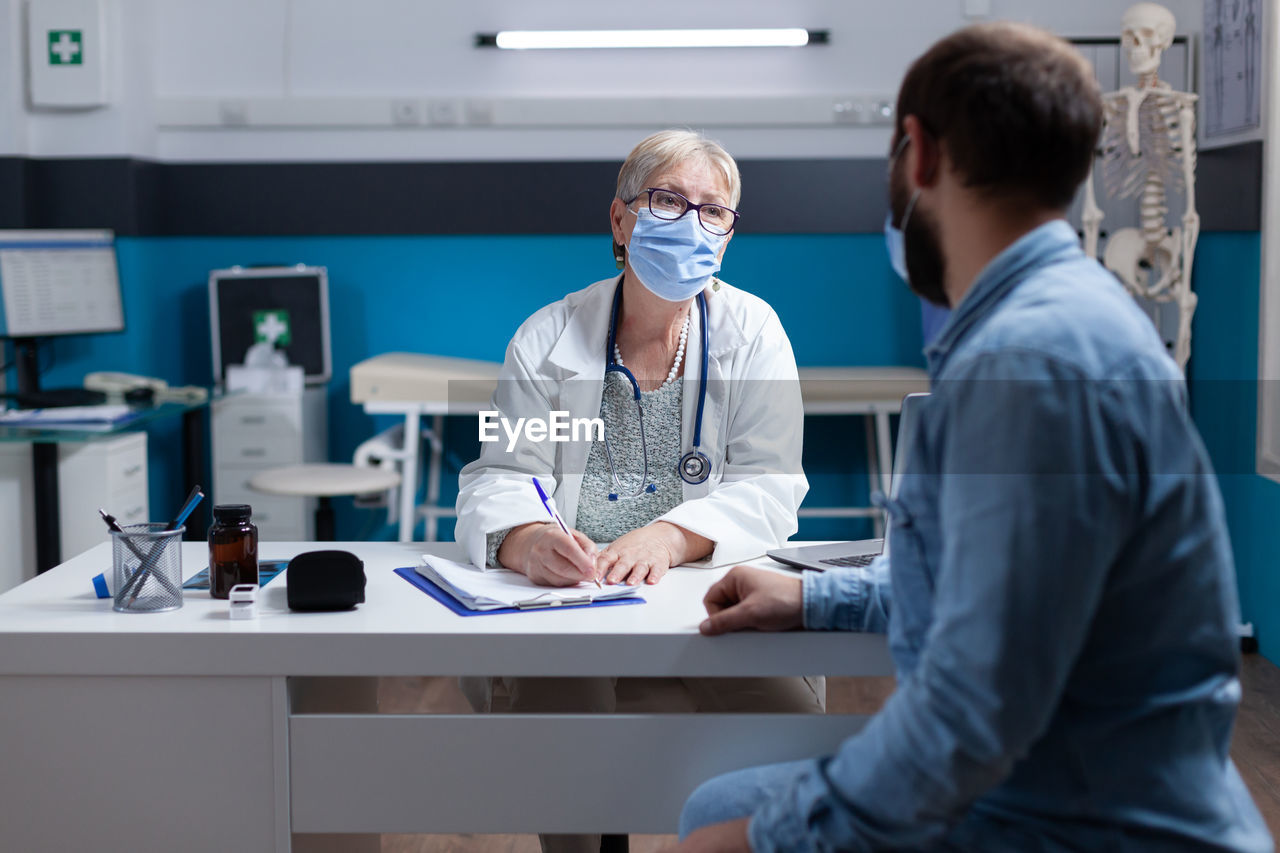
[209,266,331,385]
[0,230,125,338]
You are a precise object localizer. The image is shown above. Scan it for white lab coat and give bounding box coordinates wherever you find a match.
[456,275,808,569]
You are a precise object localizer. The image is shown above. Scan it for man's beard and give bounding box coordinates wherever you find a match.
[889,162,949,307]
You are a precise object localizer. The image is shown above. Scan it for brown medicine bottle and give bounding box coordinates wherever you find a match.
[209,504,258,599]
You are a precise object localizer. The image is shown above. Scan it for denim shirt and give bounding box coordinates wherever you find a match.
[752,221,1272,852]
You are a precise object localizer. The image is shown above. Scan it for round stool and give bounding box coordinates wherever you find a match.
[248,464,402,541]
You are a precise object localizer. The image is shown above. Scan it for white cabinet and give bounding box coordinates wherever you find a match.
[211,388,326,541]
[0,432,149,593]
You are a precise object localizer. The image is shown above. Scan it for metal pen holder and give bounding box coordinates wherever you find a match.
[111,523,184,613]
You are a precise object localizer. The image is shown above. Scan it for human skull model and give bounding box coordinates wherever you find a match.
[1122,3,1177,77]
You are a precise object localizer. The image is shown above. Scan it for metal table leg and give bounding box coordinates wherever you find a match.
[397,409,420,543]
[863,415,883,538]
[32,442,60,573]
[423,414,444,542]
[183,407,208,541]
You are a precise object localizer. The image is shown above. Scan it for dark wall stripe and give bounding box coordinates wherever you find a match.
[0,158,25,229]
[0,143,1260,236]
[1197,141,1262,232]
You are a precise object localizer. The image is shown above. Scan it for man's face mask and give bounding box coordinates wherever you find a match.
[886,134,949,307]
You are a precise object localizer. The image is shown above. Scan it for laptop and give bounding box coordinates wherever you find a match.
[767,392,927,572]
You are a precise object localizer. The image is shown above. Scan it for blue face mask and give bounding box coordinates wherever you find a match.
[626,208,726,302]
[883,189,920,285]
[884,212,908,283]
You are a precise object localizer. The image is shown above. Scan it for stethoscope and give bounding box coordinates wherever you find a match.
[603,279,711,500]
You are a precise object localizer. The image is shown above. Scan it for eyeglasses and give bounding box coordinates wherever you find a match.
[626,187,740,236]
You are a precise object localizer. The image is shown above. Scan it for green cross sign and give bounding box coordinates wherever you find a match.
[48,30,83,66]
[253,310,292,346]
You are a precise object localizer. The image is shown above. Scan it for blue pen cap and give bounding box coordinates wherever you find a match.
[532,477,551,504]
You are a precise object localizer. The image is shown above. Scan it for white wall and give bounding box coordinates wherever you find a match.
[6,0,1205,162]
[1,0,29,155]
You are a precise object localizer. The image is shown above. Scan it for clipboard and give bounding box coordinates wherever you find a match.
[394,567,645,616]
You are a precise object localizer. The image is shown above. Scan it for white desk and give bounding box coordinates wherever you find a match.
[353,353,929,542]
[0,541,892,851]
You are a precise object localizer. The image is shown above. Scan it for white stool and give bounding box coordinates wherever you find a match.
[249,464,402,541]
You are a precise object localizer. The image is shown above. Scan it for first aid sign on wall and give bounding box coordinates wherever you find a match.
[28,1,107,107]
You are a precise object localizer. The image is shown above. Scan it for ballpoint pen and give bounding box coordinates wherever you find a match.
[107,486,205,604]
[100,507,175,601]
[125,485,204,604]
[532,477,602,589]
[164,485,206,533]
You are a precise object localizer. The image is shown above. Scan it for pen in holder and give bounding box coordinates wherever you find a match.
[111,523,184,613]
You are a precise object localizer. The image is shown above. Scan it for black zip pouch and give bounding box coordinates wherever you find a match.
[286,550,366,611]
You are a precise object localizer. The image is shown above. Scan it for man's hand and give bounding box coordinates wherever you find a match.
[700,566,804,635]
[659,818,751,852]
[498,522,599,587]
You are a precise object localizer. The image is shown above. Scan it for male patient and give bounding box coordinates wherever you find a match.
[670,23,1273,853]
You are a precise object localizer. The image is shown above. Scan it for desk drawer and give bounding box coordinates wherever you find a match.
[289,712,868,834]
[213,432,303,467]
[109,488,149,528]
[105,449,147,494]
[213,395,301,426]
[211,479,307,540]
[60,433,148,496]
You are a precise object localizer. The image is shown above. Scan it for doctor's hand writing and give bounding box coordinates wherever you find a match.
[699,566,803,635]
[598,521,713,586]
[498,522,599,588]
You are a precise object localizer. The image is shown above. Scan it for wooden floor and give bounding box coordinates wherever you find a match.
[378,656,1280,852]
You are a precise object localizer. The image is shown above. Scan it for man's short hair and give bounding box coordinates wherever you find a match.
[894,22,1103,210]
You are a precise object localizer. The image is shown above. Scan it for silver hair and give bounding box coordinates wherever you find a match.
[615,129,742,209]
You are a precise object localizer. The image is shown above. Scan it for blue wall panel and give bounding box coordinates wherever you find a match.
[1188,232,1280,661]
[32,233,919,544]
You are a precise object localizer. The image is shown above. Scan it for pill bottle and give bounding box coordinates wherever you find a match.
[209,504,258,599]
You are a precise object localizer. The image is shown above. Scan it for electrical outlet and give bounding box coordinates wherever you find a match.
[832,99,865,125]
[831,97,894,126]
[465,99,494,126]
[391,99,424,126]
[427,99,460,126]
[219,99,249,126]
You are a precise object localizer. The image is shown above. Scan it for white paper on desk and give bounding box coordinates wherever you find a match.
[0,405,136,429]
[416,554,639,610]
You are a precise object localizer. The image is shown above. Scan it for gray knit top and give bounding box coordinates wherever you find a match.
[575,370,684,542]
[485,370,684,566]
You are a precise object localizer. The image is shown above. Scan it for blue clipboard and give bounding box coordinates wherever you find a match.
[394,567,645,616]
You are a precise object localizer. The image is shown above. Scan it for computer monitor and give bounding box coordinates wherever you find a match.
[0,230,125,338]
[209,265,332,386]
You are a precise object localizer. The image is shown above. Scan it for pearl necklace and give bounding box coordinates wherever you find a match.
[614,312,689,388]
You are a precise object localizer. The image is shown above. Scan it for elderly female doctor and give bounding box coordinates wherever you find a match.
[456,129,807,584]
[456,128,817,853]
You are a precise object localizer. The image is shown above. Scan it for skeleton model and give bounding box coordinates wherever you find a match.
[1082,2,1199,370]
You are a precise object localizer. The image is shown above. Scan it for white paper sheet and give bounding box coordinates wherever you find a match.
[415,554,640,610]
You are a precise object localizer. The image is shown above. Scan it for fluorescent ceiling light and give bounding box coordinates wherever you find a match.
[478,28,827,50]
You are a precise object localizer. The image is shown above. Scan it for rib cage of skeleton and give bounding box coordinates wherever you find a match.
[1099,88,1194,243]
